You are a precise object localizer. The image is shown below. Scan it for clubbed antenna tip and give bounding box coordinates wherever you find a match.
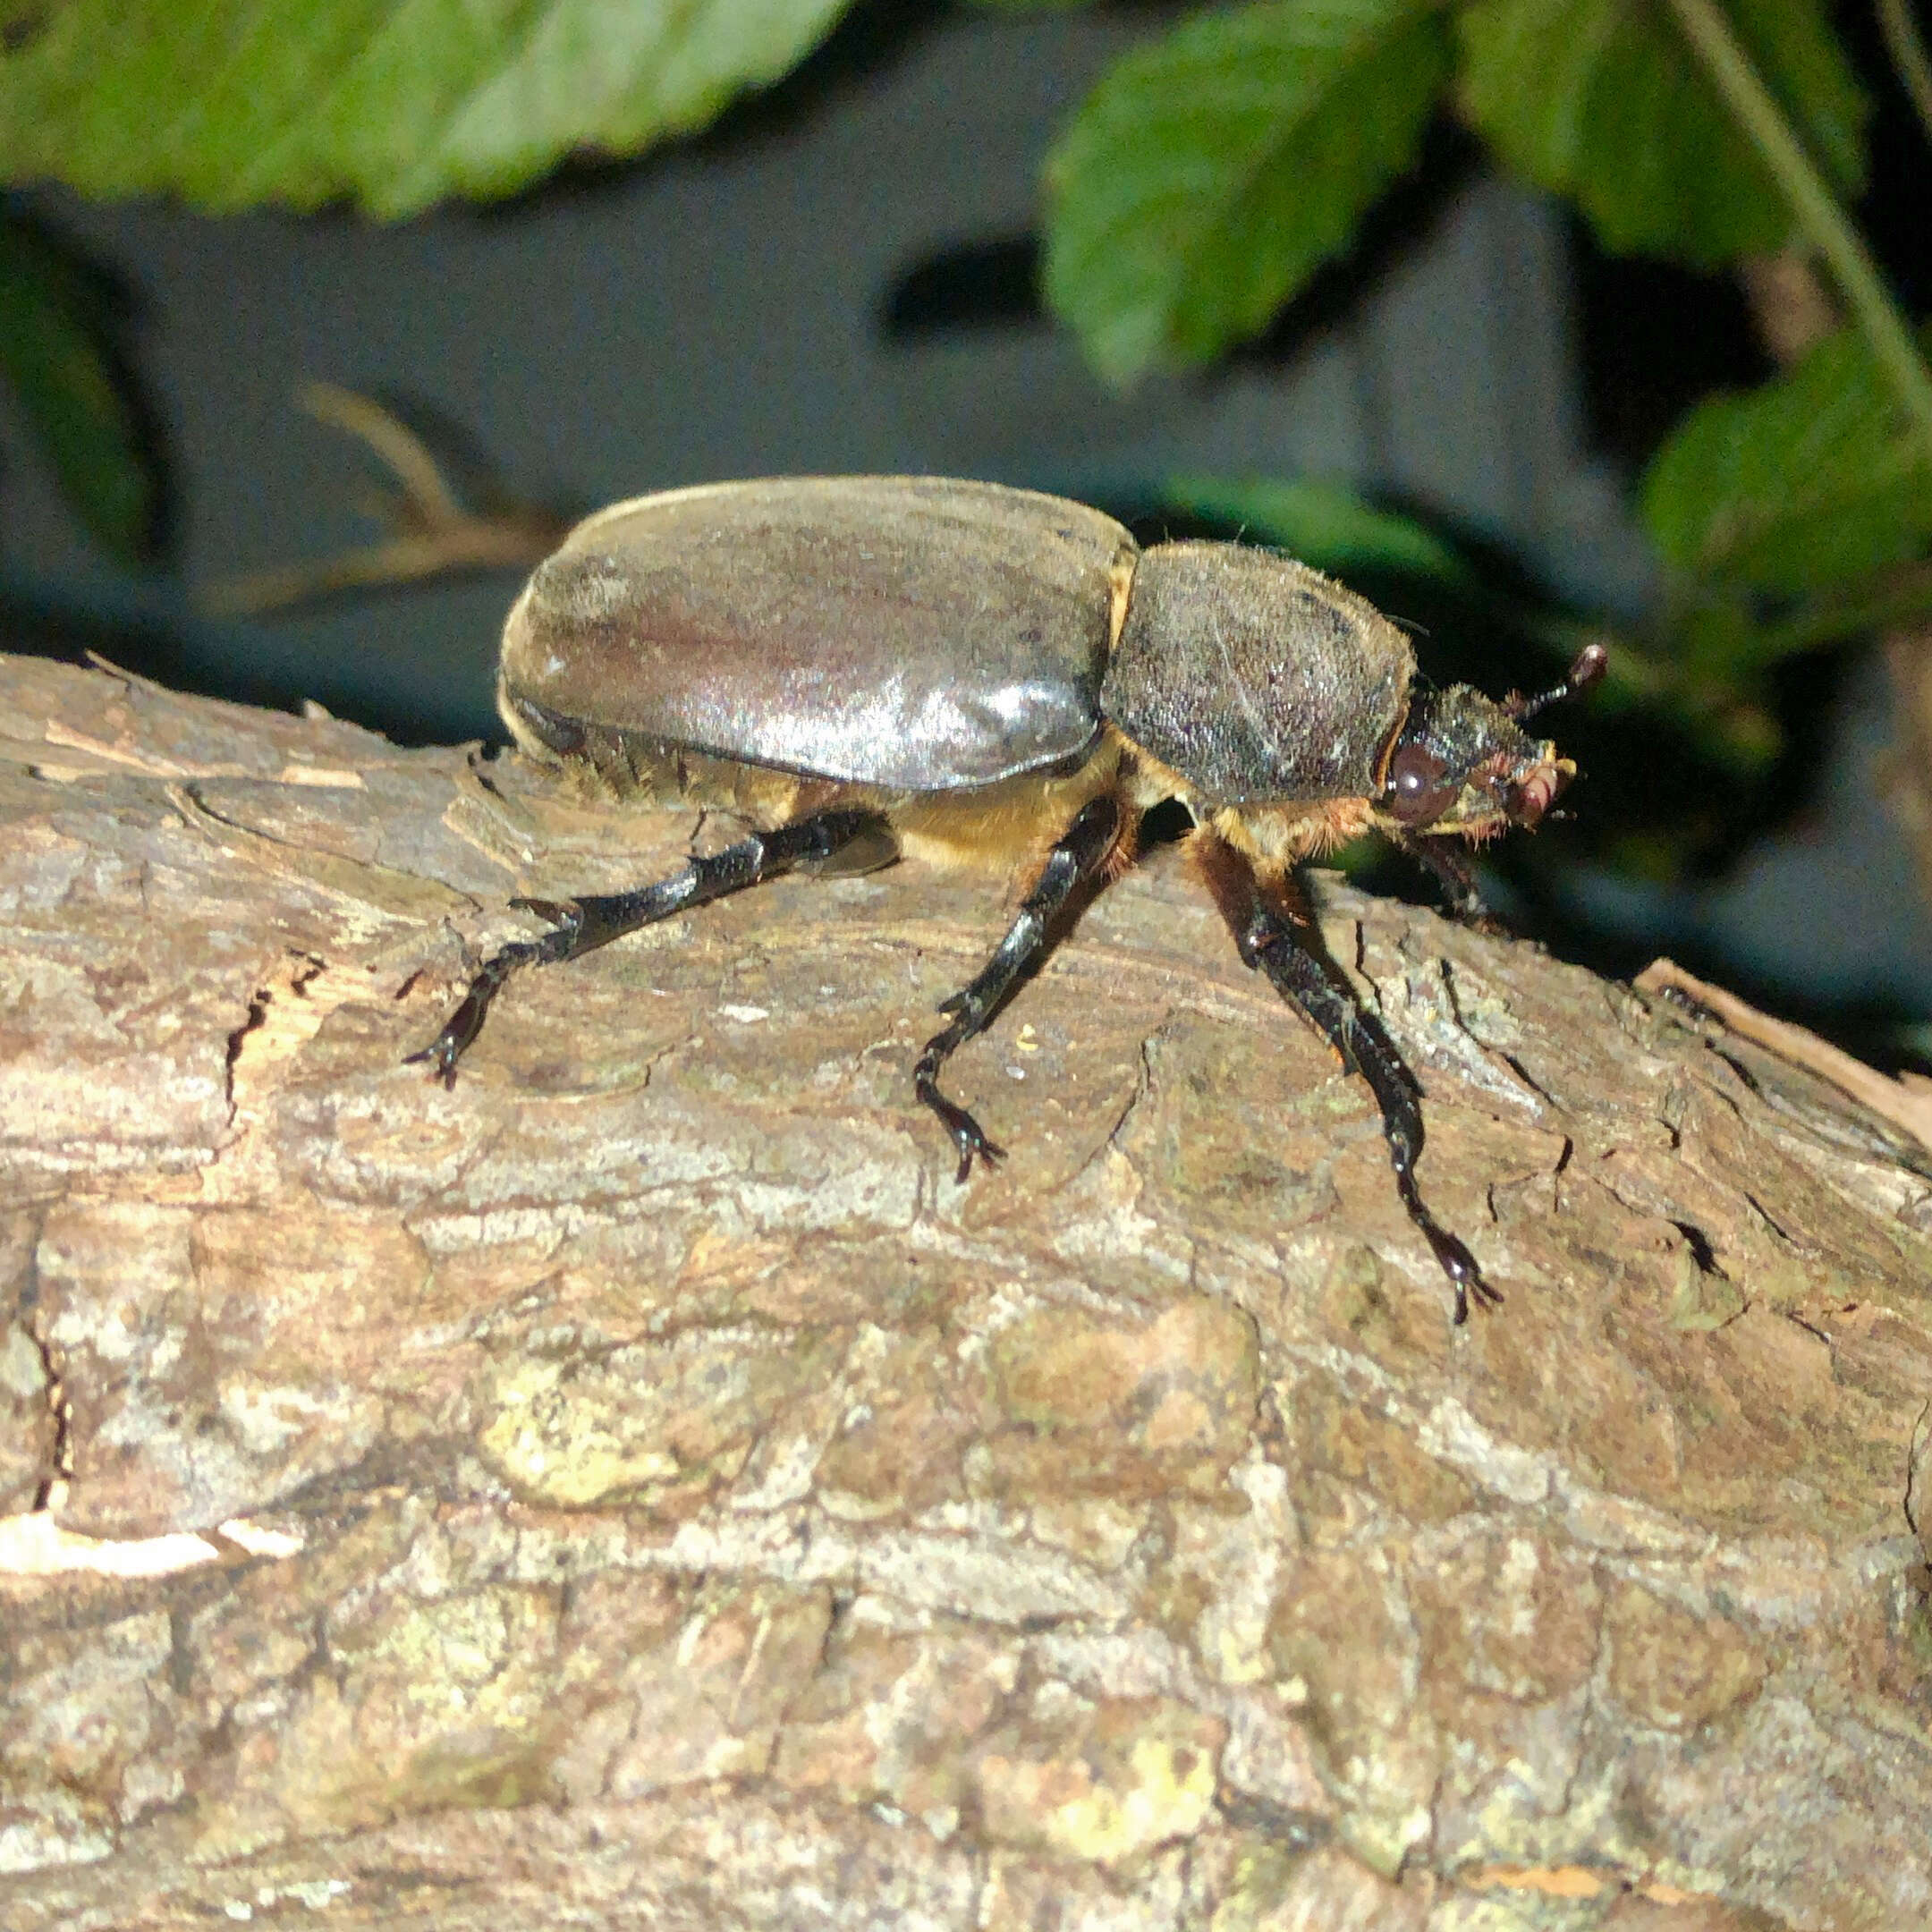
[1508,643,1608,723]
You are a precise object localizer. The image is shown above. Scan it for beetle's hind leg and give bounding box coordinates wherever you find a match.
[916,793,1129,1182]
[1191,830,1497,1324]
[407,807,889,1084]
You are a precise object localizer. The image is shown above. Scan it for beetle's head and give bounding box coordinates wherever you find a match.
[1374,645,1606,842]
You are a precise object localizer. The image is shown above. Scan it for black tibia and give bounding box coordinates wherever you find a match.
[916,792,1126,1182]
[1192,832,1498,1324]
[407,808,887,1085]
[1410,835,1492,926]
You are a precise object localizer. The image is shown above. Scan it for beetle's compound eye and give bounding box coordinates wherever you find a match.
[1386,743,1458,826]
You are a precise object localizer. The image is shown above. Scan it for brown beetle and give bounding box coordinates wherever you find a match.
[411,476,1602,1320]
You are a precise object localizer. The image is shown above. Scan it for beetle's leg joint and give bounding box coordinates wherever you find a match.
[1193,832,1496,1321]
[408,806,890,1084]
[912,792,1128,1181]
[402,928,574,1087]
[913,1044,1006,1181]
[1408,834,1495,927]
[507,895,580,930]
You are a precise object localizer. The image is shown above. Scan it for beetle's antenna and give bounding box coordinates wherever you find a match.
[1506,643,1608,722]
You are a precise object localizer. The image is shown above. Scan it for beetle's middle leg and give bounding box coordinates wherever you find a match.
[916,792,1130,1182]
[407,807,888,1084]
[1191,829,1497,1323]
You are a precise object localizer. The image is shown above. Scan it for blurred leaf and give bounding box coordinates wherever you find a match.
[1673,595,1767,677]
[1756,562,1932,657]
[1456,0,1868,264]
[0,0,853,216]
[0,212,157,562]
[1641,324,1932,593]
[1043,0,1449,384]
[1161,472,1476,584]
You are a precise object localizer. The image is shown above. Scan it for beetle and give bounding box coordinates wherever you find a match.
[409,475,1604,1322]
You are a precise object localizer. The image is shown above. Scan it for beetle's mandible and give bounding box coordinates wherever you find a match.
[409,476,1604,1322]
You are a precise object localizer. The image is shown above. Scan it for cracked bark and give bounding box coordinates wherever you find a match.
[4,649,1932,1932]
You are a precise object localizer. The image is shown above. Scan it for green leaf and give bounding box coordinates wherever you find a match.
[1641,325,1932,594]
[1456,0,1868,264]
[1043,0,1450,385]
[1161,473,1476,585]
[0,214,158,563]
[1754,564,1932,657]
[0,0,854,216]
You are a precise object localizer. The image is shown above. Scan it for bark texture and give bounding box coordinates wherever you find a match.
[3,650,1932,1932]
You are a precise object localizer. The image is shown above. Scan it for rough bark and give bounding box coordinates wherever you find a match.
[3,650,1931,1932]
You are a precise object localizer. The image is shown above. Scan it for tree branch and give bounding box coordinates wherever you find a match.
[3,652,1931,1928]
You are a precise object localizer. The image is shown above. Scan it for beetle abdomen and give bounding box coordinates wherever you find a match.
[499,476,1135,792]
[1100,542,1414,806]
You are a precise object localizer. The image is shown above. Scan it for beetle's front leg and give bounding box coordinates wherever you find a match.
[1191,830,1497,1323]
[916,792,1129,1181]
[408,807,888,1084]
[1408,834,1490,924]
